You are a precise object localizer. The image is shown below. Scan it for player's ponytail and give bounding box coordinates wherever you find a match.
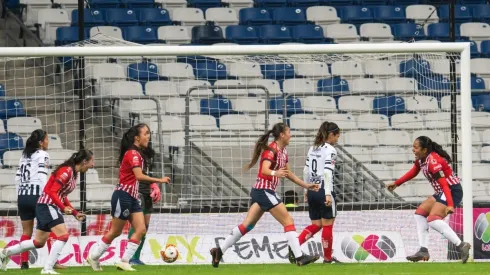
[244,122,288,171]
[314,121,340,148]
[119,123,150,164]
[416,136,452,163]
[52,149,93,178]
[23,129,47,158]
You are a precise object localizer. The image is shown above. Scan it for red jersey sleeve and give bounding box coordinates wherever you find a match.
[46,167,73,211]
[428,156,454,207]
[261,149,275,163]
[427,157,444,176]
[394,161,421,186]
[124,150,143,169]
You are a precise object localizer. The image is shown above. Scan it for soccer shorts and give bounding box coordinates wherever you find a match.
[111,190,142,220]
[17,195,40,221]
[307,189,337,220]
[250,188,282,211]
[433,184,463,206]
[138,192,153,215]
[36,204,65,232]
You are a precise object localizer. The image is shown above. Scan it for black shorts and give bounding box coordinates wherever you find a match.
[17,195,39,221]
[36,204,65,232]
[433,184,463,206]
[307,189,337,220]
[250,188,282,211]
[139,192,153,215]
[111,190,142,220]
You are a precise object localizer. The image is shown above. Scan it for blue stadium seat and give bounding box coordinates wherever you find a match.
[417,74,450,94]
[200,96,234,118]
[459,39,479,58]
[0,85,4,97]
[0,100,26,119]
[287,0,319,8]
[226,26,260,44]
[457,76,486,90]
[481,40,490,57]
[458,0,486,4]
[317,77,349,95]
[254,0,287,8]
[192,25,225,45]
[372,6,407,25]
[137,8,171,26]
[123,26,158,44]
[319,0,355,7]
[121,0,155,8]
[239,8,272,25]
[127,63,162,86]
[472,5,490,24]
[87,0,120,8]
[373,96,405,117]
[269,97,304,116]
[194,62,228,80]
[391,0,421,5]
[0,133,23,158]
[258,25,293,44]
[291,25,326,43]
[56,27,89,46]
[473,95,490,112]
[261,64,295,80]
[188,0,221,11]
[438,5,472,23]
[71,9,105,26]
[272,8,307,25]
[104,9,139,27]
[427,23,461,42]
[358,0,388,5]
[339,6,374,25]
[399,58,431,78]
[392,23,425,41]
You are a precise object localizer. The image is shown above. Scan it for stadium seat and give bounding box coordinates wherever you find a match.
[7,117,42,135]
[219,114,255,131]
[460,22,490,41]
[399,58,431,78]
[137,8,171,26]
[390,113,424,130]
[121,0,155,8]
[474,95,490,112]
[190,115,218,131]
[104,9,139,27]
[470,58,490,78]
[226,26,259,44]
[163,98,199,114]
[291,25,326,44]
[364,60,399,78]
[282,79,316,96]
[427,23,461,42]
[411,129,446,145]
[472,111,490,128]
[287,0,318,7]
[103,81,144,97]
[205,8,238,26]
[343,130,377,146]
[404,95,439,112]
[20,0,53,27]
[158,63,195,81]
[258,25,293,44]
[480,40,490,57]
[385,77,417,92]
[306,6,340,25]
[344,147,371,162]
[472,164,490,180]
[89,63,127,85]
[372,146,411,163]
[192,26,225,45]
[350,78,384,94]
[56,26,87,46]
[260,63,295,80]
[360,23,394,42]
[406,5,439,24]
[438,5,471,23]
[372,5,406,25]
[378,130,411,146]
[187,0,221,11]
[154,0,186,10]
[145,81,179,97]
[417,74,451,92]
[471,4,490,24]
[89,26,123,39]
[441,95,468,112]
[127,62,161,85]
[363,163,392,180]
[301,96,336,113]
[193,62,228,80]
[317,77,349,95]
[269,97,303,116]
[87,0,120,8]
[228,63,263,79]
[320,0,355,8]
[0,100,26,119]
[295,63,331,79]
[330,61,364,80]
[424,112,450,129]
[450,129,481,145]
[178,80,213,96]
[393,164,425,180]
[0,133,23,154]
[338,96,373,113]
[373,96,405,117]
[123,26,158,44]
[392,23,426,41]
[213,80,249,97]
[172,8,206,26]
[289,114,322,131]
[323,113,356,130]
[254,0,287,8]
[272,7,307,25]
[357,113,390,130]
[0,85,4,97]
[324,23,360,43]
[157,26,191,44]
[3,150,23,167]
[232,98,267,113]
[247,79,282,96]
[339,6,374,25]
[37,9,71,45]
[482,146,490,163]
[239,8,272,25]
[200,97,234,117]
[428,58,461,76]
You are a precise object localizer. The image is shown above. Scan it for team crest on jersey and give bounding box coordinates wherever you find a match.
[44,157,49,166]
[431,158,437,164]
[132,155,140,166]
[123,209,130,217]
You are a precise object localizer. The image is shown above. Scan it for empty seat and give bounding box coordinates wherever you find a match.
[317,77,350,94]
[7,117,42,134]
[214,80,248,96]
[474,94,490,112]
[121,0,155,8]
[223,0,253,12]
[187,0,221,11]
[412,130,446,145]
[269,96,303,116]
[190,115,218,131]
[404,95,439,112]
[90,26,123,39]
[172,8,206,26]
[272,7,307,25]
[200,97,233,116]
[472,4,490,24]
[301,96,337,113]
[393,163,425,180]
[3,150,23,167]
[372,146,411,163]
[364,60,399,78]
[471,111,490,128]
[438,5,471,23]
[399,58,431,78]
[127,62,161,83]
[178,80,213,96]
[157,26,192,44]
[406,5,439,24]
[472,164,490,180]
[295,63,330,79]
[324,24,360,43]
[206,8,239,26]
[87,0,119,8]
[360,23,393,42]
[306,6,340,25]
[350,78,384,93]
[330,61,364,80]
[239,8,272,25]
[56,26,87,46]
[373,96,405,116]
[343,130,377,146]
[385,77,418,93]
[104,9,139,26]
[254,0,287,8]
[291,24,325,44]
[424,112,451,129]
[137,8,171,26]
[259,25,292,44]
[233,97,267,113]
[470,58,490,78]
[104,81,144,97]
[220,114,255,131]
[338,96,372,112]
[289,114,322,131]
[159,63,194,81]
[427,23,461,41]
[154,0,187,10]
[164,97,199,114]
[226,25,259,44]
[344,147,371,162]
[428,58,461,76]
[37,9,71,45]
[357,113,390,130]
[0,100,26,119]
[378,130,411,146]
[228,63,263,79]
[72,9,105,27]
[20,0,53,27]
[193,61,227,80]
[192,25,225,45]
[372,5,406,25]
[340,6,373,25]
[254,114,284,130]
[324,113,357,130]
[460,22,490,41]
[247,79,282,96]
[50,150,77,165]
[391,113,424,130]
[282,79,316,96]
[260,63,295,80]
[364,163,392,180]
[392,23,425,41]
[481,146,490,163]
[123,26,158,44]
[145,81,178,97]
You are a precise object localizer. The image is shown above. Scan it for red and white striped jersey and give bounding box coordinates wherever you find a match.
[416,151,460,194]
[38,166,76,207]
[253,141,288,192]
[116,149,144,199]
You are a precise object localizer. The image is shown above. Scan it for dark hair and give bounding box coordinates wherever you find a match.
[314,121,340,148]
[52,149,93,178]
[284,190,298,205]
[23,129,47,159]
[245,122,288,171]
[416,136,451,163]
[119,123,154,166]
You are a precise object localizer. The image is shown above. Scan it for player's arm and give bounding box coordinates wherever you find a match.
[433,171,454,208]
[132,167,170,184]
[394,164,421,186]
[37,154,49,186]
[285,163,319,190]
[44,168,79,216]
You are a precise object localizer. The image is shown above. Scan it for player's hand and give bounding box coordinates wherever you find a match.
[307,183,320,192]
[75,213,86,221]
[386,182,397,192]
[325,195,333,207]
[159,177,171,184]
[446,206,454,215]
[150,183,162,203]
[303,191,308,203]
[63,206,74,215]
[274,167,288,178]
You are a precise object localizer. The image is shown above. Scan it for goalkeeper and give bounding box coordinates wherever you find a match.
[128,147,161,265]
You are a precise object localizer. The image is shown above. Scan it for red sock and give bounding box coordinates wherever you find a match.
[298,224,321,245]
[322,225,333,261]
[20,235,30,263]
[47,232,57,253]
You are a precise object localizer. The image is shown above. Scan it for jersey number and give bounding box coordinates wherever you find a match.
[311,159,317,174]
[20,163,31,183]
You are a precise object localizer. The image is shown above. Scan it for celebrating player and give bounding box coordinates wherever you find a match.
[87,123,170,271]
[210,122,320,267]
[291,121,342,264]
[386,136,471,264]
[0,149,93,274]
[15,129,50,270]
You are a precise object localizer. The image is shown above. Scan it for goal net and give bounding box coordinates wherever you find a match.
[0,39,477,266]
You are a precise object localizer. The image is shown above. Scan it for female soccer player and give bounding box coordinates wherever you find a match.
[15,129,49,270]
[293,121,342,264]
[87,123,170,271]
[0,149,93,274]
[386,136,471,264]
[210,122,320,267]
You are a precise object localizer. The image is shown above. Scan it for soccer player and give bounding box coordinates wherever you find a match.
[87,123,170,271]
[128,146,161,265]
[292,121,342,264]
[386,136,471,264]
[210,122,321,267]
[15,129,49,270]
[0,149,93,274]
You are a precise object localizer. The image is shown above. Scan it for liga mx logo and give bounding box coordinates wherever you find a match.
[475,212,490,245]
[341,234,396,261]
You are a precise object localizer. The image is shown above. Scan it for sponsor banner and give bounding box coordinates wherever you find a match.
[473,208,490,259]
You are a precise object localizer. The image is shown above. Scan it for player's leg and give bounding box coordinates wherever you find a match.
[18,195,37,270]
[406,197,435,262]
[19,220,34,270]
[321,193,341,264]
[298,191,322,245]
[42,223,71,274]
[0,229,50,271]
[129,194,151,265]
[116,212,146,271]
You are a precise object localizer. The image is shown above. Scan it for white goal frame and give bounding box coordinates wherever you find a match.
[0,42,474,260]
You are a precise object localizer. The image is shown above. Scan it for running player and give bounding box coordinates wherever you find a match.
[291,121,342,264]
[386,136,471,263]
[87,123,170,271]
[0,149,93,274]
[210,122,320,267]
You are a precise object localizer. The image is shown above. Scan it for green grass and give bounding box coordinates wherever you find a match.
[4,263,490,275]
